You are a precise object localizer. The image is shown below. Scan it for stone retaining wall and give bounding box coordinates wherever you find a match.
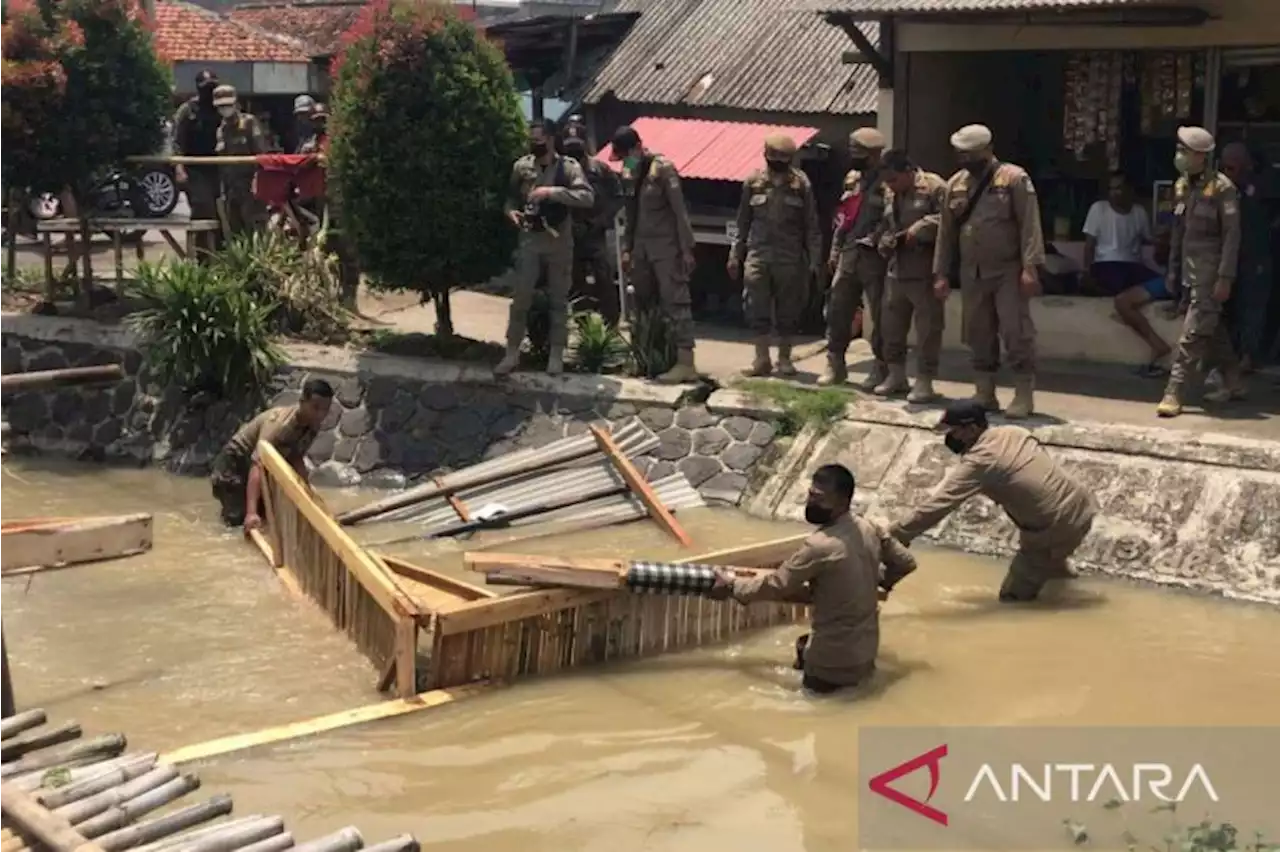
[736,391,1280,604]
[0,315,782,506]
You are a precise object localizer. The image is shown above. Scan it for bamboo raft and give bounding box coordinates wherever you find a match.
[0,709,420,852]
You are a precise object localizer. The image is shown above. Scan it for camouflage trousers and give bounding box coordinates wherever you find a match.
[962,268,1036,375]
[999,518,1092,602]
[742,255,809,337]
[882,275,945,377]
[1166,297,1238,392]
[629,243,695,350]
[828,245,886,358]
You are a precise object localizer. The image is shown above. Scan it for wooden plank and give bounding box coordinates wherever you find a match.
[463,553,627,589]
[684,533,808,568]
[434,477,471,523]
[257,442,420,619]
[0,783,106,852]
[245,530,303,598]
[393,618,417,699]
[0,366,123,393]
[158,231,186,259]
[158,684,495,766]
[379,556,496,602]
[35,218,220,233]
[588,424,691,547]
[1,514,153,574]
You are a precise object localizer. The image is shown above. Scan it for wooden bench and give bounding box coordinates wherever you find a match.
[34,217,221,289]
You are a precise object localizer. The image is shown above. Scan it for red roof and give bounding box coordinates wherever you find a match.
[229,1,481,58]
[154,1,313,63]
[596,117,820,183]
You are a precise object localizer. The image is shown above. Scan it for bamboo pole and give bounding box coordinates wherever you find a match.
[230,832,294,852]
[177,816,285,852]
[289,828,362,852]
[94,794,234,852]
[0,722,82,761]
[360,837,419,852]
[76,774,200,838]
[0,365,124,393]
[0,708,41,740]
[39,757,159,810]
[57,766,180,826]
[0,782,108,852]
[0,734,127,779]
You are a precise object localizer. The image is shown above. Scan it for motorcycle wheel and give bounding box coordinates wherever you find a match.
[135,169,178,218]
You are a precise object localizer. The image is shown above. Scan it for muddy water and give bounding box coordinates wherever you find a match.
[4,458,1280,851]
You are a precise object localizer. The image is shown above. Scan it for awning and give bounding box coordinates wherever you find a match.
[596,117,820,183]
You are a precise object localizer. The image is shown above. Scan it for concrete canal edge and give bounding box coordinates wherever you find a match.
[4,312,1279,604]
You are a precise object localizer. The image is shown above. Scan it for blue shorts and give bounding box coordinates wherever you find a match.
[1142,276,1173,301]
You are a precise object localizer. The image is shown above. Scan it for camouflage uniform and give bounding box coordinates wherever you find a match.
[731,137,822,377]
[210,406,318,526]
[933,124,1045,418]
[1158,126,1242,418]
[624,154,699,381]
[877,169,948,402]
[824,129,890,388]
[213,86,268,236]
[499,152,594,372]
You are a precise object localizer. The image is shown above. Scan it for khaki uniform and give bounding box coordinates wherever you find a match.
[173,98,221,251]
[881,170,948,378]
[571,157,624,325]
[1164,171,1241,395]
[828,168,890,362]
[504,154,595,351]
[732,513,917,688]
[731,167,822,337]
[933,163,1045,377]
[624,155,697,350]
[210,406,318,526]
[892,426,1096,601]
[215,112,268,235]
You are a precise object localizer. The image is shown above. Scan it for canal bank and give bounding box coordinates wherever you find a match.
[3,313,1278,604]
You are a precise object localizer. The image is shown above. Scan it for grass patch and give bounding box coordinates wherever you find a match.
[354,329,507,364]
[737,379,854,437]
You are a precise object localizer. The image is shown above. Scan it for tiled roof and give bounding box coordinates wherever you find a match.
[805,0,1160,11]
[154,1,314,62]
[583,0,878,116]
[228,0,364,56]
[596,117,821,182]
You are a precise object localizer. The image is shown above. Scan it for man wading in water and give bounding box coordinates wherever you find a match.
[210,379,334,530]
[889,400,1097,602]
[710,464,917,695]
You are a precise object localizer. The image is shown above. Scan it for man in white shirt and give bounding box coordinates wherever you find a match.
[1083,171,1173,375]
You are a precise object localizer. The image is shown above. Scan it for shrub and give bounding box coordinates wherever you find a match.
[738,380,853,437]
[570,310,629,374]
[126,261,284,399]
[626,303,677,379]
[210,232,350,343]
[328,0,526,336]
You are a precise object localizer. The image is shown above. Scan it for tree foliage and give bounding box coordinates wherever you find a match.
[1,0,170,198]
[329,0,526,306]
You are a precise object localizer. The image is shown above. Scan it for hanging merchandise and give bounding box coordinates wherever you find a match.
[1063,50,1123,162]
[1176,52,1194,118]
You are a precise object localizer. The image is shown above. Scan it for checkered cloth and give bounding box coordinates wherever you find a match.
[625,562,719,596]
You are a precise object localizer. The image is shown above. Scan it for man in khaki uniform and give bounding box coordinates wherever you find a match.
[496,120,596,376]
[890,400,1096,603]
[876,150,948,402]
[823,128,890,388]
[210,378,334,529]
[213,84,268,236]
[611,125,700,383]
[711,464,917,695]
[727,134,822,377]
[933,124,1045,419]
[1157,126,1243,418]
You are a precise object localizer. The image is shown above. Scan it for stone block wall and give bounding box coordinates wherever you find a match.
[748,400,1280,604]
[0,315,782,506]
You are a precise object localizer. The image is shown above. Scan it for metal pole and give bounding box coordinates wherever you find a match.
[2,629,16,719]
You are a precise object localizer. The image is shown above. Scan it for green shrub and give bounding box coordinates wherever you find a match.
[738,379,853,437]
[627,303,677,378]
[1066,803,1276,852]
[328,0,526,336]
[570,310,629,374]
[210,232,350,342]
[126,261,283,399]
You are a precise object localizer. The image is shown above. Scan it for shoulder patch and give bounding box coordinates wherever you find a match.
[1174,176,1188,199]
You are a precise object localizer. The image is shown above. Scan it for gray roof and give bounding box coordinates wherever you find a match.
[807,0,1159,12]
[583,0,879,116]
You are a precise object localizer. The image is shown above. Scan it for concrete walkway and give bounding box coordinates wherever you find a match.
[357,287,1280,442]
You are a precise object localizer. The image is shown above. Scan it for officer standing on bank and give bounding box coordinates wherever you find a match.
[728,134,822,378]
[876,150,948,402]
[172,70,222,254]
[496,119,595,377]
[933,124,1045,419]
[823,128,890,388]
[563,133,623,326]
[1156,126,1243,418]
[213,84,268,236]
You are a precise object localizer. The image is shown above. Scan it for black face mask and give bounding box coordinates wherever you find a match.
[765,159,790,173]
[944,431,970,455]
[960,159,987,177]
[197,85,216,105]
[849,156,870,170]
[804,503,836,526]
[530,142,548,157]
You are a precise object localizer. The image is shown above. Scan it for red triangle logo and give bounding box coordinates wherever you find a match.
[868,743,949,827]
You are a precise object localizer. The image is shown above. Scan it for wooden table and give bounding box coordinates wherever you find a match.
[34,217,221,289]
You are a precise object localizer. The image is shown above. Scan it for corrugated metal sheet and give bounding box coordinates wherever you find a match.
[583,0,879,115]
[796,0,1160,10]
[596,117,820,182]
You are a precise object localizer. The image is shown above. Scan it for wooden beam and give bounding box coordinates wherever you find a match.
[0,782,106,852]
[158,684,495,766]
[0,366,123,393]
[464,553,627,589]
[433,477,472,523]
[587,424,692,547]
[828,14,892,85]
[1,515,153,575]
[380,556,497,602]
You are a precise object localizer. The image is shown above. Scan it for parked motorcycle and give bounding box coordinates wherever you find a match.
[2,166,178,244]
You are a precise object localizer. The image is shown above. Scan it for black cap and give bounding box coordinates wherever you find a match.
[195,69,218,88]
[562,135,586,153]
[938,399,987,429]
[608,125,640,161]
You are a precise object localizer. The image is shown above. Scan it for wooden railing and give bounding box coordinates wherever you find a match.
[248,442,421,697]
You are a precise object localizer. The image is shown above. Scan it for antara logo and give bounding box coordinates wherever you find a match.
[868,744,950,827]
